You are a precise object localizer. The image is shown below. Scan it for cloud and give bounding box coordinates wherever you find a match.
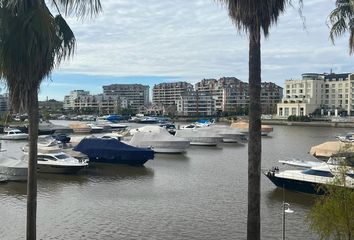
[41,0,354,100]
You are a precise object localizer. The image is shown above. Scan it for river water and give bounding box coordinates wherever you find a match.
[0,123,348,240]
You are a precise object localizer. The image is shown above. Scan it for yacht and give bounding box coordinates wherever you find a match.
[175,128,223,146]
[0,129,28,140]
[203,125,247,144]
[264,158,354,194]
[31,152,88,174]
[336,132,354,142]
[128,129,190,154]
[0,150,27,181]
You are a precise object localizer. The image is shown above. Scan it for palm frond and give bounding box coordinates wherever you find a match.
[50,0,102,18]
[217,0,297,37]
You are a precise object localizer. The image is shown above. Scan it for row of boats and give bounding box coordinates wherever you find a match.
[265,133,354,194]
[0,120,270,183]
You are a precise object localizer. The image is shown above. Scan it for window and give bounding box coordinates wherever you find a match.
[284,108,289,116]
[292,108,296,115]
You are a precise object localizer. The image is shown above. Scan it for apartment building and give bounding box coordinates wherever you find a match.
[176,91,215,117]
[63,91,128,114]
[152,82,193,106]
[277,72,354,117]
[103,84,149,111]
[0,93,8,113]
[195,79,223,112]
[261,82,283,114]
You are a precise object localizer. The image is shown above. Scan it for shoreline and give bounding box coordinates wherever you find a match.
[260,120,354,128]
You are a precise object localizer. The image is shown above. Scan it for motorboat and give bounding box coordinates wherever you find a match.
[73,137,154,166]
[128,128,190,154]
[137,116,158,124]
[264,158,354,194]
[86,123,104,133]
[336,132,354,142]
[95,120,128,131]
[203,125,247,144]
[51,133,71,144]
[23,152,88,174]
[278,159,322,168]
[159,123,176,135]
[0,129,28,140]
[230,121,273,136]
[175,129,223,146]
[0,150,27,181]
[129,125,165,135]
[69,123,92,134]
[309,141,354,161]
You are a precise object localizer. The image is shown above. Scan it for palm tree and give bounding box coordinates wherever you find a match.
[0,1,101,239]
[218,1,291,239]
[328,0,354,54]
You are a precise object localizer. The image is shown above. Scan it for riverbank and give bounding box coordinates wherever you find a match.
[261,120,354,128]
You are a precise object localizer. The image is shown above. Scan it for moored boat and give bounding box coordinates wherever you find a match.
[175,129,223,146]
[73,137,154,165]
[0,129,28,140]
[69,123,92,134]
[230,121,273,136]
[0,151,27,181]
[264,158,354,194]
[128,129,190,153]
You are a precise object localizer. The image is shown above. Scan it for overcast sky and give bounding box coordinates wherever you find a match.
[7,0,353,100]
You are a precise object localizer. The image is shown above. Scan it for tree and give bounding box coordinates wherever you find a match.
[0,1,101,239]
[307,159,354,240]
[328,0,354,54]
[218,1,295,239]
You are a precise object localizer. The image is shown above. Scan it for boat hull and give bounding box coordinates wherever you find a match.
[264,171,323,194]
[37,164,86,174]
[89,157,150,166]
[0,167,27,181]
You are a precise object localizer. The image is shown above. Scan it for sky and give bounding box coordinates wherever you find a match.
[2,0,353,101]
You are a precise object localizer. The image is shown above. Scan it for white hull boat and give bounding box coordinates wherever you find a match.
[0,151,27,181]
[0,129,28,140]
[175,129,223,146]
[129,127,190,153]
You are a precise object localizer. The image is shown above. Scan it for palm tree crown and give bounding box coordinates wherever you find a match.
[328,0,354,54]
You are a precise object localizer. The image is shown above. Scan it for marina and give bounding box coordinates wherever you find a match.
[0,122,350,239]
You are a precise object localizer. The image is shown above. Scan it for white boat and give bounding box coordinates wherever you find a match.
[0,129,28,140]
[86,123,104,133]
[336,132,354,142]
[278,159,323,168]
[27,152,88,174]
[69,123,92,134]
[95,120,128,130]
[0,150,27,181]
[230,121,273,136]
[265,158,354,194]
[128,128,190,153]
[202,125,247,143]
[175,129,223,146]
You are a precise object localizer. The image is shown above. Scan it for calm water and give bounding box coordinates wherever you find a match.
[0,123,348,240]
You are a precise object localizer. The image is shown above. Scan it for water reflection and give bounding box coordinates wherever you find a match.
[0,181,26,197]
[265,188,317,207]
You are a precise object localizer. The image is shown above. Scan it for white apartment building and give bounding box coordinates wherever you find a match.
[277,72,354,117]
[152,82,193,106]
[103,84,149,111]
[176,91,215,117]
[63,91,128,114]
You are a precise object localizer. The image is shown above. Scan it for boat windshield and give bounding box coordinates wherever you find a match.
[55,154,70,159]
[303,169,334,177]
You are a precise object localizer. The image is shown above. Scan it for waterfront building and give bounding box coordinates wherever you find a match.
[261,82,283,114]
[152,82,193,106]
[277,72,354,117]
[0,93,8,113]
[195,77,280,114]
[63,90,127,114]
[176,91,215,117]
[103,84,149,111]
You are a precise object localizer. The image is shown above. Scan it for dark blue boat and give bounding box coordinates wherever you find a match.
[52,133,71,143]
[73,138,154,166]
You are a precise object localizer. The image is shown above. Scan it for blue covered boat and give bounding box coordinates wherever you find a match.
[73,138,154,166]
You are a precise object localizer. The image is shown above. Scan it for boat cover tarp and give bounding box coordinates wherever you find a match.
[129,131,190,148]
[73,138,154,164]
[309,141,354,158]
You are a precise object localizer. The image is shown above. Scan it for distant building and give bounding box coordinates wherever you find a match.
[261,82,283,114]
[103,84,149,111]
[63,90,90,110]
[0,93,8,113]
[176,91,215,117]
[277,72,354,117]
[39,99,63,111]
[152,82,193,106]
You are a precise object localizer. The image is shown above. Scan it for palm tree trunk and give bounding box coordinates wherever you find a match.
[247,25,262,240]
[27,90,38,240]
